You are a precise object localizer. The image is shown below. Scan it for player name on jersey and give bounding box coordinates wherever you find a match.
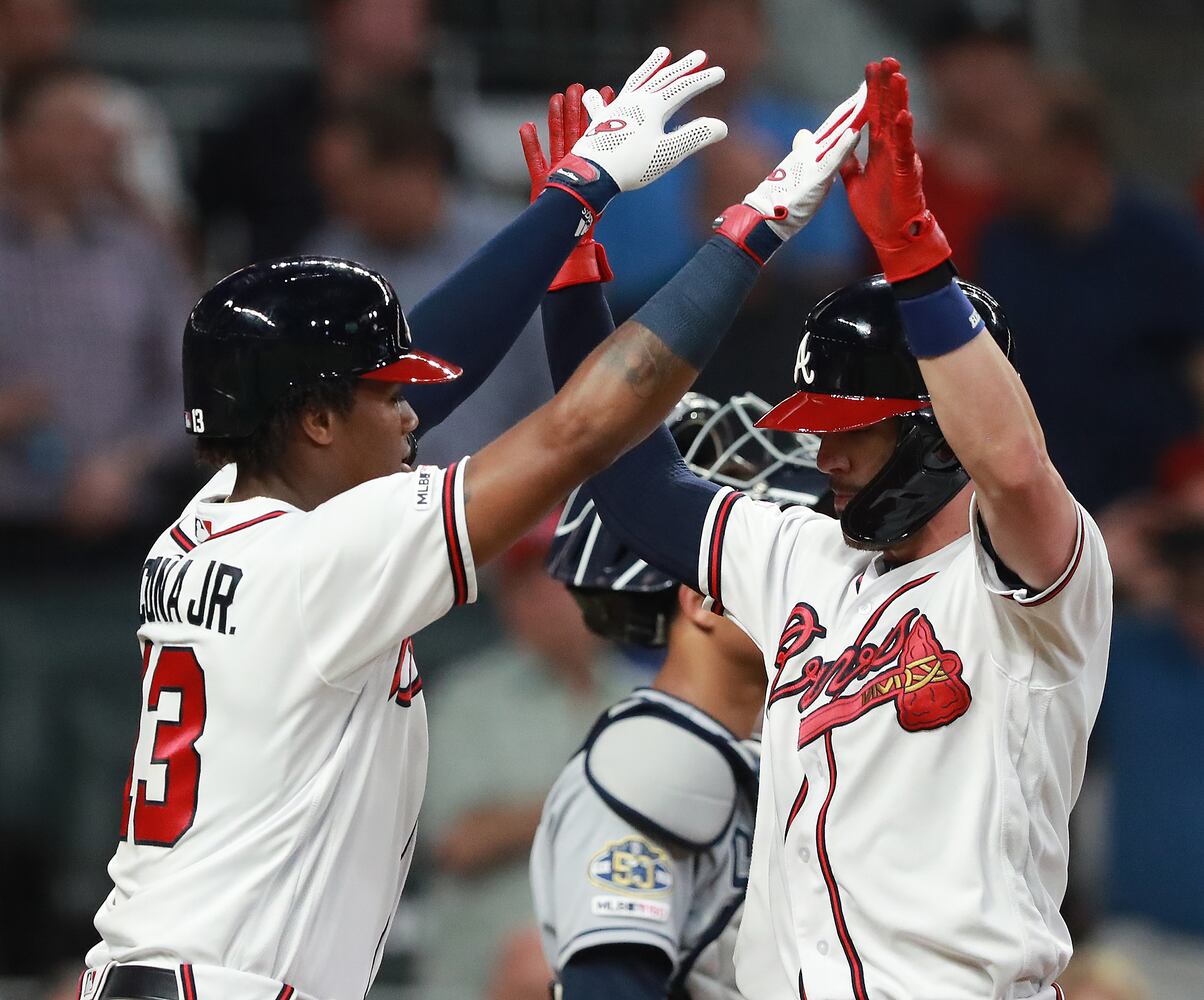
[138,555,243,634]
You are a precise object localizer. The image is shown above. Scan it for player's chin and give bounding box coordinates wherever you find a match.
[841,531,890,553]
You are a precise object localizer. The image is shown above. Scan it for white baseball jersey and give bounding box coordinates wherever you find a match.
[84,461,476,1000]
[696,489,1110,1000]
[531,688,759,1000]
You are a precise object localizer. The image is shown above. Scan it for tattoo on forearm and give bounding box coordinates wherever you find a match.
[600,325,681,400]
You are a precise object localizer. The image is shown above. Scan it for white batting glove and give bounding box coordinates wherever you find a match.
[545,47,727,215]
[713,83,867,265]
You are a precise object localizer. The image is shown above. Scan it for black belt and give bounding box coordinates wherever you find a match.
[98,966,179,1000]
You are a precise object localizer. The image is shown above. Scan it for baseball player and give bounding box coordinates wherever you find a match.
[76,47,870,1000]
[532,392,827,1000]
[537,59,1112,999]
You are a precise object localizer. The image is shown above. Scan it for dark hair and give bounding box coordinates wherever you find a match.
[194,378,357,475]
[0,60,92,129]
[323,80,456,173]
[919,4,1032,57]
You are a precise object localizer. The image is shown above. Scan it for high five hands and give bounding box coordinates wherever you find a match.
[840,57,953,282]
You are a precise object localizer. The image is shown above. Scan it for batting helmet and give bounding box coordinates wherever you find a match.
[547,393,828,647]
[757,274,1013,548]
[182,257,460,438]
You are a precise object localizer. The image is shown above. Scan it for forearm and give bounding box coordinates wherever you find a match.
[897,267,1077,584]
[464,238,758,565]
[542,284,718,584]
[403,189,585,435]
[551,236,760,461]
[897,268,1051,491]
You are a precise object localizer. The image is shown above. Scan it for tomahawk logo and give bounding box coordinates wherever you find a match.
[794,331,816,385]
[589,118,627,135]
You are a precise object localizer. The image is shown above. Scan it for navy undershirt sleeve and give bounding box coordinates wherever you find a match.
[559,944,672,1000]
[403,189,585,437]
[542,282,720,587]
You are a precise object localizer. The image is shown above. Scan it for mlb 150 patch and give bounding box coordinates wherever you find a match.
[588,836,673,896]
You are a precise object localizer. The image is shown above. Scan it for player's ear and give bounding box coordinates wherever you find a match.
[678,584,715,632]
[297,402,337,447]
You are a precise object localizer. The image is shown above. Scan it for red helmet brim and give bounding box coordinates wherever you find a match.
[360,349,462,384]
[755,391,927,433]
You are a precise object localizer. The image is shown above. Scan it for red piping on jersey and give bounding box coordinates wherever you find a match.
[180,964,198,1000]
[816,732,868,1000]
[273,985,296,1000]
[1052,983,1064,1000]
[1008,507,1085,607]
[441,462,469,605]
[798,969,808,1000]
[203,510,289,542]
[785,777,809,840]
[707,491,742,614]
[170,523,196,552]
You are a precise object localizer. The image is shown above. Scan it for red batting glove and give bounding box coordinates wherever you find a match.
[519,83,616,291]
[839,58,952,283]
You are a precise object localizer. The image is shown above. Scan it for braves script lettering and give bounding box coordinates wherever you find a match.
[767,574,971,748]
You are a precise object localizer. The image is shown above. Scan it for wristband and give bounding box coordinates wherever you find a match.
[544,154,622,216]
[711,204,784,266]
[895,277,986,359]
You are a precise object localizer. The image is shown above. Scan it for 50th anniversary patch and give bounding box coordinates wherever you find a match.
[587,836,673,896]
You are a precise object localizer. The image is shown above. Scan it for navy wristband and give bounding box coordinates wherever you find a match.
[896,280,987,358]
[631,237,760,370]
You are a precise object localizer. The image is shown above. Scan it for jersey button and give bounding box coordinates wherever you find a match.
[799,847,811,862]
[817,940,829,955]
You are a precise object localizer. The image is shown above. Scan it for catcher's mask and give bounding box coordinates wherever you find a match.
[546,393,828,647]
[757,274,1013,549]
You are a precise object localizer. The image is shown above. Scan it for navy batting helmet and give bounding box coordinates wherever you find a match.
[757,274,1012,548]
[547,393,828,647]
[182,257,460,439]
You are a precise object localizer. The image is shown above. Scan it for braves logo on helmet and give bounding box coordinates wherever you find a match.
[588,118,628,135]
[793,331,816,385]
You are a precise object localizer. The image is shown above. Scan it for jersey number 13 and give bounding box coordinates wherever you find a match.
[119,644,207,847]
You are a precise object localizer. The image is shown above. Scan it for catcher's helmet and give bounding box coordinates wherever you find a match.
[757,274,1012,548]
[182,257,460,439]
[547,393,828,647]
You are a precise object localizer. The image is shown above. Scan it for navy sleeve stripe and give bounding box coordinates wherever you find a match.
[1007,506,1085,607]
[707,491,742,614]
[170,523,196,552]
[441,462,469,606]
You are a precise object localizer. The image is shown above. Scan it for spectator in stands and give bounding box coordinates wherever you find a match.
[0,62,192,537]
[420,518,637,1000]
[304,82,551,465]
[0,61,194,961]
[0,0,190,239]
[977,76,1204,511]
[1093,507,1204,998]
[485,926,553,1000]
[917,9,1039,279]
[195,0,433,266]
[0,0,75,82]
[596,0,864,325]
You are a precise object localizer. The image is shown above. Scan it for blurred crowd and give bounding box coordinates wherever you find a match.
[1,0,1202,998]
